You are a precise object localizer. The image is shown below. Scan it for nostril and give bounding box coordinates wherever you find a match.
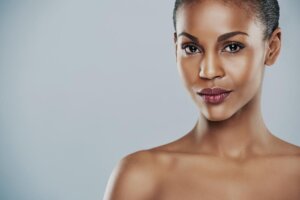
[199,72,224,80]
[199,67,225,80]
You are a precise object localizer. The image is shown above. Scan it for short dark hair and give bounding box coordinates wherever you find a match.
[172,0,280,41]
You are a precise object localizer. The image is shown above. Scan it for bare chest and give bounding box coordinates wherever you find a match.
[155,157,300,200]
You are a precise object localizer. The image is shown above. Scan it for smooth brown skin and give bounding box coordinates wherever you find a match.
[104,1,300,200]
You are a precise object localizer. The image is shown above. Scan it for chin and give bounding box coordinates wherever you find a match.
[200,108,235,122]
[205,114,230,122]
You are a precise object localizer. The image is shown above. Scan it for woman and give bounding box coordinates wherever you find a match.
[104,0,300,199]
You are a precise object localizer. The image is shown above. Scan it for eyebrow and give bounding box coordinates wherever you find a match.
[177,31,249,43]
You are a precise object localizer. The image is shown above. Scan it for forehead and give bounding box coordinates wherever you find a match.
[176,0,261,37]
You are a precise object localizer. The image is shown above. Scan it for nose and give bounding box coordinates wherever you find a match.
[199,51,225,80]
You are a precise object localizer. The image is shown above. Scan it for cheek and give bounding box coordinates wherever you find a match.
[224,50,264,93]
[177,56,201,87]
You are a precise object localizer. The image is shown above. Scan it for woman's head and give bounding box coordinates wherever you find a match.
[172,0,281,121]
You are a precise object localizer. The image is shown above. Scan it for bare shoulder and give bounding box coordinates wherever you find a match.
[289,143,300,162]
[281,142,300,181]
[285,142,300,165]
[274,137,300,171]
[103,149,166,200]
[275,136,300,157]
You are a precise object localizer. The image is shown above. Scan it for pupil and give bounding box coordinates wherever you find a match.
[190,46,196,52]
[230,44,237,51]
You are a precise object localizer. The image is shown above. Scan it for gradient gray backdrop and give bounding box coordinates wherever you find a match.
[0,0,299,199]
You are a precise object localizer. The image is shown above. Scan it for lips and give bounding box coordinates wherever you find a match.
[197,87,232,104]
[198,87,232,95]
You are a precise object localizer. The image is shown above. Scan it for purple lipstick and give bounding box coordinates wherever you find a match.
[197,87,232,104]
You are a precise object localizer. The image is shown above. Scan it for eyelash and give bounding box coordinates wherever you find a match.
[181,42,245,56]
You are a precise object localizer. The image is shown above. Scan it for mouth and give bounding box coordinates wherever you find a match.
[197,88,232,104]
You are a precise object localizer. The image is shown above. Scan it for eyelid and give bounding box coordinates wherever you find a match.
[181,42,202,55]
[181,42,202,50]
[222,41,245,47]
[222,41,245,53]
[223,41,245,48]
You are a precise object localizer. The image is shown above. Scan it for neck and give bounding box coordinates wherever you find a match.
[190,91,273,159]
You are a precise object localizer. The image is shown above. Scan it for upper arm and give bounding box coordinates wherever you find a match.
[103,150,159,200]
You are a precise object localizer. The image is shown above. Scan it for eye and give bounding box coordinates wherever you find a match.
[223,42,245,53]
[181,44,201,55]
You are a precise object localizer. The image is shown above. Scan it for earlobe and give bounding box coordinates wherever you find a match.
[265,28,282,66]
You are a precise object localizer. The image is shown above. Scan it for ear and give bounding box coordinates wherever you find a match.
[174,32,177,60]
[265,27,282,66]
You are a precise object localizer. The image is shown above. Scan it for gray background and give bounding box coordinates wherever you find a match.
[0,0,299,199]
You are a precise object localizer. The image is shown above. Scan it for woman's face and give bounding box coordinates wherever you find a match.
[175,0,271,121]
